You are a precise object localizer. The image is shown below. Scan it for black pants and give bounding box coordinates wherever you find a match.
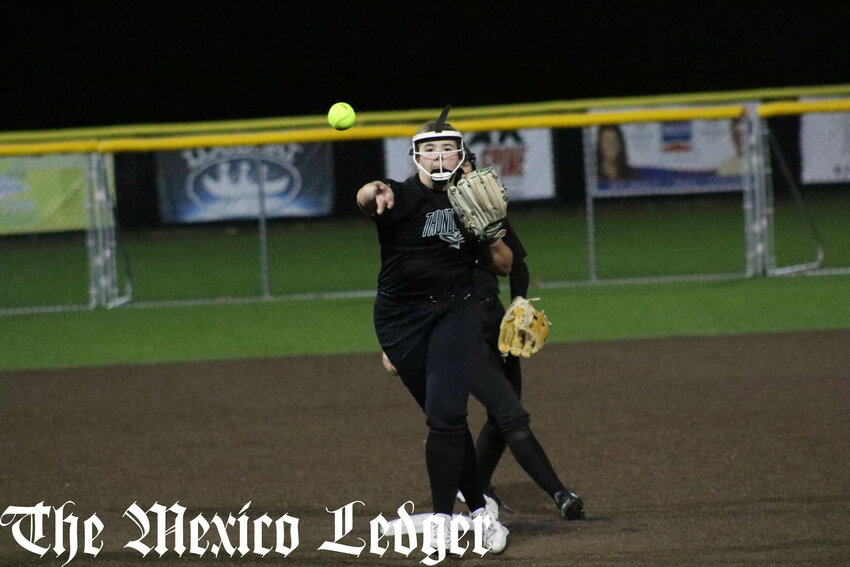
[375,290,530,437]
[374,287,531,515]
[474,294,567,500]
[475,295,523,488]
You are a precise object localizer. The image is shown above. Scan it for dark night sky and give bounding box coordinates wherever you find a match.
[2,1,848,132]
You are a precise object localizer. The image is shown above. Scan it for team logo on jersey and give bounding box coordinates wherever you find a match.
[422,208,464,248]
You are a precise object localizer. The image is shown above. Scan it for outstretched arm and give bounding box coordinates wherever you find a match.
[357,181,394,216]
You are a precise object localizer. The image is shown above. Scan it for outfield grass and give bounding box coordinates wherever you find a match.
[2,189,847,371]
[1,273,848,372]
[0,232,91,306]
[5,188,847,309]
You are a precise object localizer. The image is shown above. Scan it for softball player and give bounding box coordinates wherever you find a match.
[463,153,585,521]
[358,114,510,552]
[385,154,585,522]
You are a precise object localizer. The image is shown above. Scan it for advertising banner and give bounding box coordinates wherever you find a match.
[0,155,88,235]
[156,144,334,223]
[586,115,746,197]
[800,106,850,183]
[384,128,556,201]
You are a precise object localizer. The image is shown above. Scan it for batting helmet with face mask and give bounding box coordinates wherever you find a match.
[410,105,467,182]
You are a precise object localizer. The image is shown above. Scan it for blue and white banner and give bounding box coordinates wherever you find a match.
[156,144,333,223]
[384,128,556,201]
[586,114,747,197]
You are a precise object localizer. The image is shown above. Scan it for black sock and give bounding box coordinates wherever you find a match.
[426,431,470,515]
[475,418,507,491]
[505,427,565,498]
[457,429,486,512]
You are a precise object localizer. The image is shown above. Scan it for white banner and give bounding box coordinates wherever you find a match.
[586,109,749,196]
[800,103,850,183]
[384,128,556,201]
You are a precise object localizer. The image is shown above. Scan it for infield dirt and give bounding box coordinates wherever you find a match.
[1,330,848,566]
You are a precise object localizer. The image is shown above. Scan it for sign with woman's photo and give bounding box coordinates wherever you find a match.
[585,116,748,197]
[384,128,556,201]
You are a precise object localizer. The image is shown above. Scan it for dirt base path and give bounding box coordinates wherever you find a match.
[2,330,848,566]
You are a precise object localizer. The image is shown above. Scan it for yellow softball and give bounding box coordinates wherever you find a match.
[327,102,356,130]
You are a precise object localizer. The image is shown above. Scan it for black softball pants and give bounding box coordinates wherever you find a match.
[374,289,530,515]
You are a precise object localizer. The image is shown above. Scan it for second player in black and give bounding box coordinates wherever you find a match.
[464,151,585,521]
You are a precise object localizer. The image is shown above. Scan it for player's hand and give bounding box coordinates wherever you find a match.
[381,351,398,376]
[371,181,394,215]
[357,181,395,215]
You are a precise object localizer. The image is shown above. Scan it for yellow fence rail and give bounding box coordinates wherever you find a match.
[757,98,850,117]
[0,105,749,156]
[1,93,849,157]
[0,83,848,144]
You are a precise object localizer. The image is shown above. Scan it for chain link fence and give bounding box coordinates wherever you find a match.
[1,97,848,314]
[757,103,850,276]
[578,112,758,284]
[0,152,126,313]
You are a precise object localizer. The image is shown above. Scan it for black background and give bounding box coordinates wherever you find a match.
[2,2,848,132]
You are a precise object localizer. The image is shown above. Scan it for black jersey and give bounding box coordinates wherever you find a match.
[373,175,480,299]
[471,219,527,298]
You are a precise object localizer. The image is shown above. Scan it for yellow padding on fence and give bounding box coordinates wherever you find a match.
[757,98,850,117]
[453,105,746,131]
[2,83,848,144]
[0,105,747,156]
[0,140,99,156]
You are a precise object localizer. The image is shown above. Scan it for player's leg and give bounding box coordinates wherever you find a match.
[421,299,510,552]
[423,298,485,516]
[473,298,513,492]
[472,342,584,519]
[475,354,523,495]
[375,296,472,515]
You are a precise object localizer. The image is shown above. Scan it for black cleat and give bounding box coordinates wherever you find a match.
[554,490,585,520]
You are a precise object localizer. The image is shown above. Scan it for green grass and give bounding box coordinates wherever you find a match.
[1,273,847,371]
[770,188,850,269]
[0,232,91,306]
[1,189,848,371]
[116,217,382,300]
[512,194,750,281]
[3,190,848,308]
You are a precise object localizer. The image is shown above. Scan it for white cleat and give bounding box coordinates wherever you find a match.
[423,513,463,564]
[457,491,499,520]
[472,506,510,554]
[483,493,500,521]
[429,512,452,547]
